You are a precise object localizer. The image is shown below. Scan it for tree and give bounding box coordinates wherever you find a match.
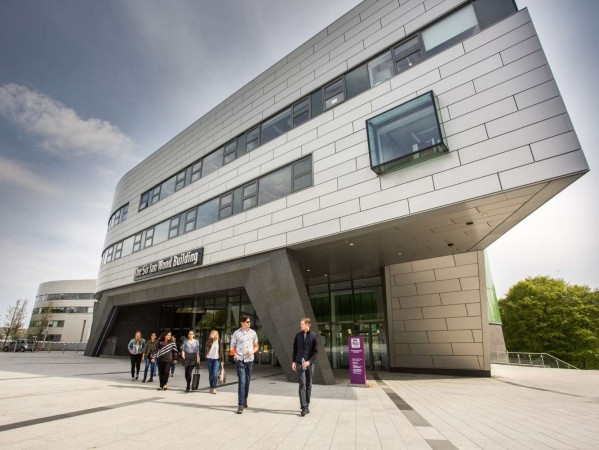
[2,299,29,344]
[29,301,55,340]
[499,276,599,369]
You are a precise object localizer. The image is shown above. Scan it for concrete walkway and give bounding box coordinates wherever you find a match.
[0,353,597,449]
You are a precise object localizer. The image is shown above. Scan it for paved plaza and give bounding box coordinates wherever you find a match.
[0,353,597,449]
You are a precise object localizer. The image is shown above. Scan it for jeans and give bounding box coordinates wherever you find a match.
[170,361,176,375]
[130,354,142,378]
[297,363,314,408]
[157,361,171,388]
[143,356,156,380]
[207,358,220,389]
[235,360,253,406]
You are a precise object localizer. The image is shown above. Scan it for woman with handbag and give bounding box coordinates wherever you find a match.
[205,329,224,394]
[181,330,200,392]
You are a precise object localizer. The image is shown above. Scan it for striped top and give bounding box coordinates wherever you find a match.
[153,340,178,364]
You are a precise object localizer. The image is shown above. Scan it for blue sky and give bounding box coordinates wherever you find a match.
[0,0,597,317]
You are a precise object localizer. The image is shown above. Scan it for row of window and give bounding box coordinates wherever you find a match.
[108,203,129,229]
[32,307,94,315]
[132,3,480,216]
[101,156,312,265]
[35,293,95,302]
[29,320,65,328]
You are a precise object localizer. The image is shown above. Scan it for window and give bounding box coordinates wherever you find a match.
[292,157,312,191]
[311,89,324,118]
[368,51,394,87]
[168,216,180,239]
[106,246,114,263]
[140,192,150,210]
[121,236,134,258]
[184,208,197,233]
[175,170,186,191]
[292,98,310,127]
[114,242,123,259]
[258,165,292,205]
[191,160,202,183]
[241,182,258,211]
[224,140,237,165]
[153,220,170,244]
[393,35,423,73]
[108,203,129,228]
[422,4,479,56]
[245,126,260,153]
[345,63,370,99]
[202,147,224,178]
[323,79,345,110]
[366,91,447,174]
[133,233,142,252]
[160,176,176,201]
[261,108,292,144]
[151,186,161,205]
[144,228,154,248]
[219,192,233,220]
[197,198,219,228]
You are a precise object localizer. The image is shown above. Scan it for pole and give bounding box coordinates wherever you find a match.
[76,320,87,354]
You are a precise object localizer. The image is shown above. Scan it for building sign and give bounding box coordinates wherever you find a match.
[133,248,203,281]
[348,336,367,385]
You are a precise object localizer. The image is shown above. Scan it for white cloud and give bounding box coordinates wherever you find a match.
[0,155,61,195]
[0,83,134,159]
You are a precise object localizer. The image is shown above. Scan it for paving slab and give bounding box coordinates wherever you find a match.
[0,353,598,449]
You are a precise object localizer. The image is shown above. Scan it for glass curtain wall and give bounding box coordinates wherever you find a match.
[157,288,273,365]
[308,275,388,371]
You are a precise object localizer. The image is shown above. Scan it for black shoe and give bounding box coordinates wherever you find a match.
[157,387,163,391]
[306,407,310,414]
[243,402,248,408]
[237,406,243,414]
[301,408,307,416]
[135,376,139,380]
[142,378,146,383]
[148,378,153,383]
[185,387,190,392]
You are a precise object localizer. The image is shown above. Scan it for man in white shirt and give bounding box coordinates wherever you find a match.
[230,314,259,414]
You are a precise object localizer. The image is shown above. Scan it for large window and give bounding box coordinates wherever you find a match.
[367,91,447,174]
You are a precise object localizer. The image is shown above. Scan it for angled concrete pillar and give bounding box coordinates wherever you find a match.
[244,250,335,385]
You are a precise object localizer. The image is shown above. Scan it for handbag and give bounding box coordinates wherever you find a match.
[191,364,200,390]
[218,362,226,385]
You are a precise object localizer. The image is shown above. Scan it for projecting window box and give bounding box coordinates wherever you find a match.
[366,91,447,175]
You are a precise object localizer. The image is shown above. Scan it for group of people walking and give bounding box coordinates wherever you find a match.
[127,315,319,416]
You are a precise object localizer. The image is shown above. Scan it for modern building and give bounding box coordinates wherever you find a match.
[28,280,96,343]
[86,0,588,383]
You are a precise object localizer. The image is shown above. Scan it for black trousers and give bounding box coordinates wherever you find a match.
[157,361,171,388]
[184,365,194,388]
[297,363,314,408]
[130,354,142,378]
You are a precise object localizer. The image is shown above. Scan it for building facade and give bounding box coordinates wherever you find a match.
[28,280,96,343]
[86,0,589,383]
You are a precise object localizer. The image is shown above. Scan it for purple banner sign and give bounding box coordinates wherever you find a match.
[348,336,367,385]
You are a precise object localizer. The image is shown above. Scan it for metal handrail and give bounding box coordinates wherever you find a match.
[492,351,579,369]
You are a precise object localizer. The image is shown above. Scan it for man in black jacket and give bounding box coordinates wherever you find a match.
[291,317,319,416]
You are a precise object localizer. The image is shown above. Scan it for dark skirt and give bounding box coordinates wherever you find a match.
[183,352,198,368]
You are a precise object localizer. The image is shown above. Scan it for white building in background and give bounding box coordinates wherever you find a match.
[28,280,96,343]
[86,0,588,383]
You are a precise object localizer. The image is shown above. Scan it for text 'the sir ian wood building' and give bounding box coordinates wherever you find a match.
[86,0,589,383]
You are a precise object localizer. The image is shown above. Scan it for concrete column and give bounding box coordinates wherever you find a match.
[244,250,335,385]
